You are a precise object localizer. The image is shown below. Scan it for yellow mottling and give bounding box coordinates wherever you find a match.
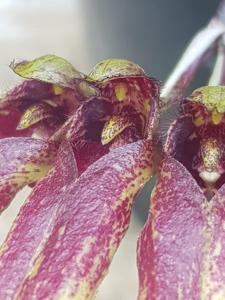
[17,102,54,129]
[57,255,102,300]
[12,55,83,87]
[151,186,160,241]
[25,162,53,182]
[53,84,64,95]
[199,206,225,300]
[88,58,145,82]
[115,83,128,101]
[108,242,118,261]
[201,138,221,171]
[72,282,92,300]
[193,115,205,127]
[211,110,223,125]
[112,166,152,209]
[57,280,91,300]
[58,145,153,300]
[189,86,225,113]
[200,230,212,300]
[75,236,95,269]
[101,116,130,145]
[28,254,45,279]
[1,162,53,199]
[144,99,151,113]
[18,106,37,129]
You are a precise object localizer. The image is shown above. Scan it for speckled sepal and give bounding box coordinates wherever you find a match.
[0,139,154,300]
[0,137,56,213]
[137,155,225,300]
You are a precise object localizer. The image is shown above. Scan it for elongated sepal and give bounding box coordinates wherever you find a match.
[0,137,56,213]
[0,139,154,300]
[137,156,225,299]
[10,54,86,89]
[0,141,77,299]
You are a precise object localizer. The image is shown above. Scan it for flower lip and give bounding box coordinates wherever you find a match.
[199,170,221,183]
[165,88,225,192]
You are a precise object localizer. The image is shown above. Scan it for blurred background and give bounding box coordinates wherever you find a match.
[0,0,221,299]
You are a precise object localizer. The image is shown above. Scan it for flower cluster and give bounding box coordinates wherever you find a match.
[0,55,160,299]
[1,1,225,299]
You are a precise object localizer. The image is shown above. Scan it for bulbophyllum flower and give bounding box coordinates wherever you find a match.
[54,58,160,174]
[0,55,95,138]
[137,86,225,299]
[0,54,95,213]
[0,55,160,299]
[1,1,225,297]
[165,85,225,195]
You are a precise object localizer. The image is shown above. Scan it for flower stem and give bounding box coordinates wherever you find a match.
[161,1,225,103]
[208,38,225,85]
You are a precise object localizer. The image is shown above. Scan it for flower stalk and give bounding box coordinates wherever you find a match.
[161,0,225,102]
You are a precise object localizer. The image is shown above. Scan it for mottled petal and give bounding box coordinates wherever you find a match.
[88,59,160,137]
[17,103,56,130]
[0,141,77,300]
[0,139,154,300]
[0,137,56,212]
[187,85,225,113]
[98,76,159,121]
[200,183,225,298]
[10,54,86,89]
[137,156,225,299]
[101,115,132,145]
[64,98,111,143]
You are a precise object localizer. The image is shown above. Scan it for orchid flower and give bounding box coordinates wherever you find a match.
[1,1,225,300]
[0,54,159,299]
